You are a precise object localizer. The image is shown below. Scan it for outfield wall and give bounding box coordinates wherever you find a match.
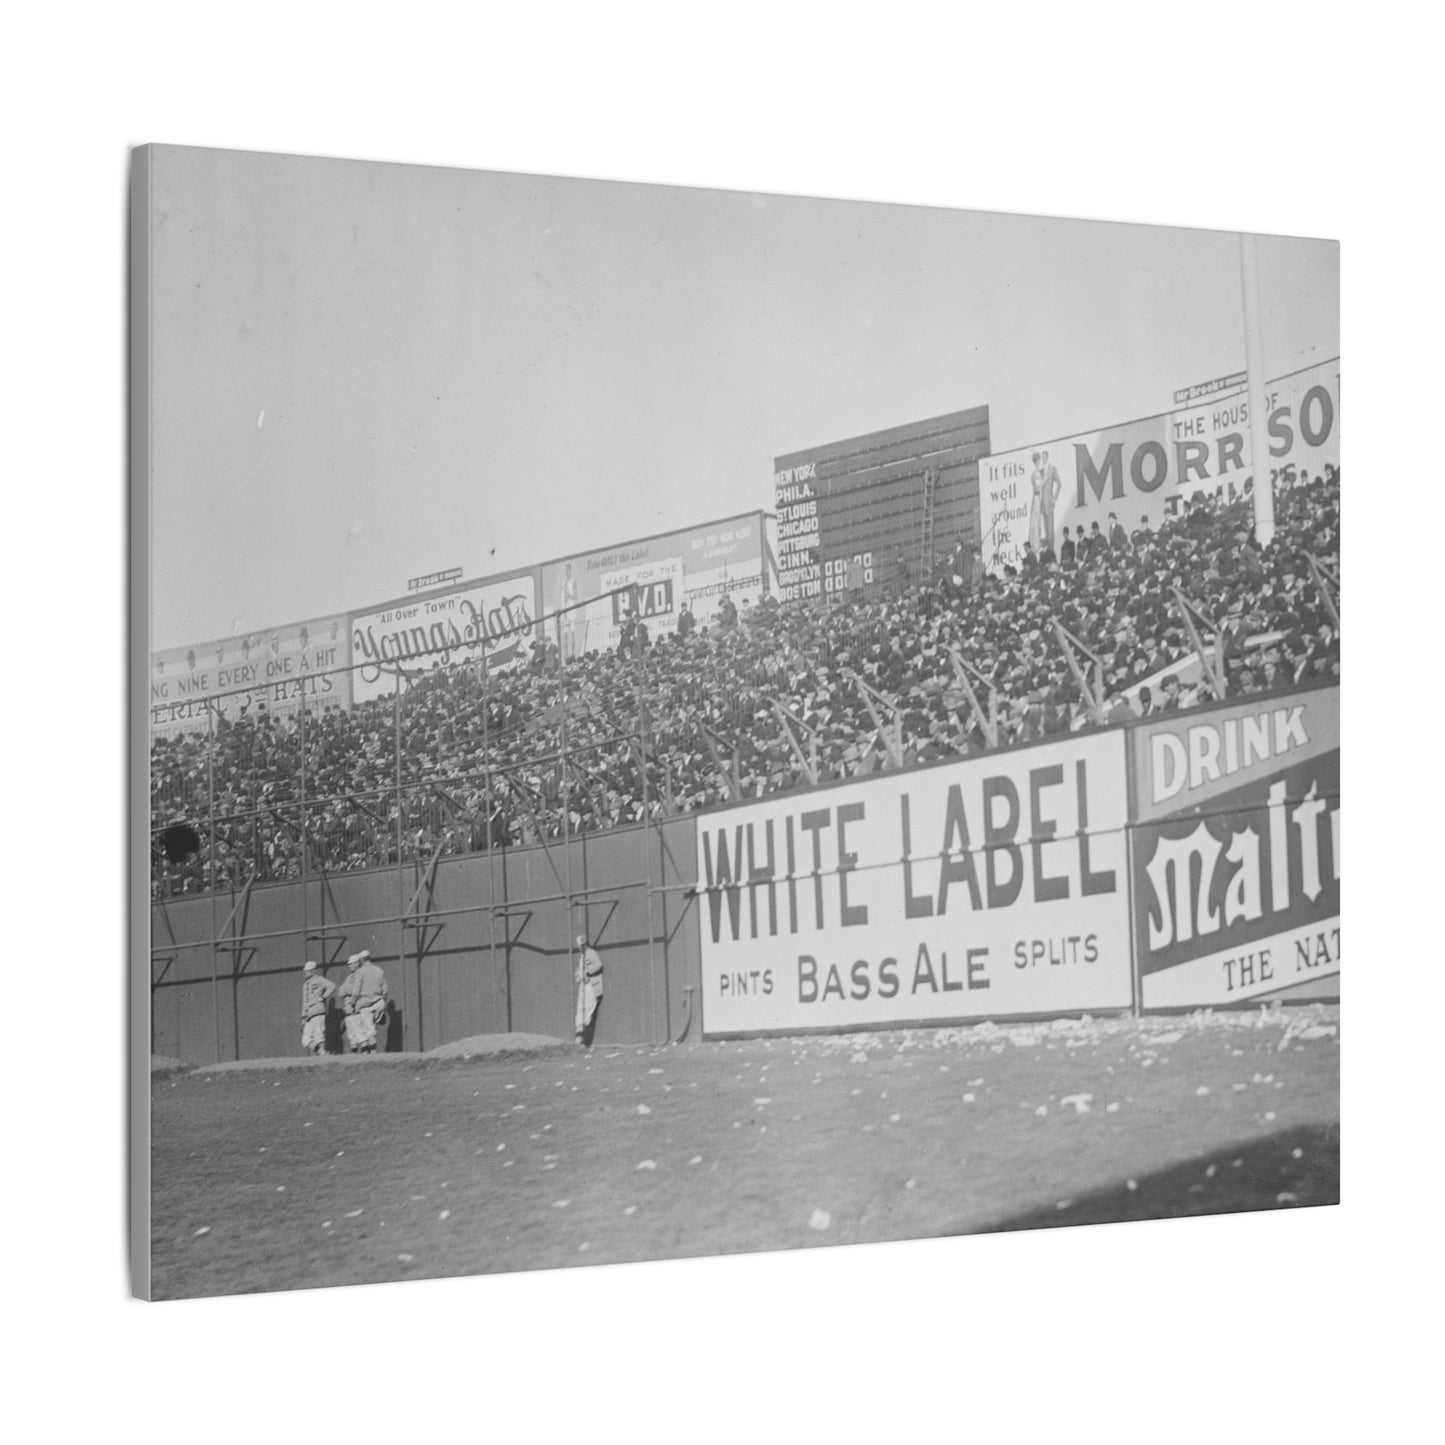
[694,729,1134,1037]
[691,681,1337,1035]
[150,817,702,1064]
[150,685,1337,1060]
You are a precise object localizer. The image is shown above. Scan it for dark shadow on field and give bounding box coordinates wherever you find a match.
[981,1123,1339,1233]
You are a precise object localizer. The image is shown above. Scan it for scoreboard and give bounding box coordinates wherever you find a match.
[773,406,990,603]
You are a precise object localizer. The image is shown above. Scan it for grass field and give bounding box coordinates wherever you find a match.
[150,1005,1339,1300]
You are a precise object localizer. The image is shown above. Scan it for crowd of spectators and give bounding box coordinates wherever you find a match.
[151,474,1339,899]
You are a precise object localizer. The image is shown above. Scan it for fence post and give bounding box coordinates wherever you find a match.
[207,698,221,1063]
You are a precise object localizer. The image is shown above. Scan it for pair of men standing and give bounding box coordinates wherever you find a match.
[300,951,390,1055]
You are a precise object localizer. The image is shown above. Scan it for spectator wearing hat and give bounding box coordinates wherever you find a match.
[300,960,336,1056]
[338,950,390,1053]
[1104,694,1134,726]
[1186,493,1214,535]
[1059,526,1076,569]
[962,544,984,591]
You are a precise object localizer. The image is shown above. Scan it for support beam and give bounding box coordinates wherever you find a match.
[696,721,743,803]
[489,764,569,894]
[1240,232,1276,548]
[1052,621,1108,726]
[845,669,905,769]
[947,648,1001,749]
[402,835,448,922]
[217,871,256,952]
[152,878,652,954]
[1171,586,1228,701]
[770,699,820,787]
[1305,551,1341,633]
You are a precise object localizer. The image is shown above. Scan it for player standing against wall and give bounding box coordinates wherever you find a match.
[338,950,390,1053]
[575,935,604,1047]
[300,960,336,1056]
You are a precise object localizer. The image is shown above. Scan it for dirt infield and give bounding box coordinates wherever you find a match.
[149,1005,1339,1300]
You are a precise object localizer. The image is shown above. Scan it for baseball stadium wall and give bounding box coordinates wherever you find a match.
[149,684,1337,1062]
[696,681,1338,1036]
[151,816,704,1064]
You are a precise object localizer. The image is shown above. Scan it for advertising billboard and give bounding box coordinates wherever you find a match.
[540,513,765,657]
[980,358,1340,570]
[695,731,1133,1037]
[149,614,352,736]
[349,572,538,705]
[1129,686,1339,1009]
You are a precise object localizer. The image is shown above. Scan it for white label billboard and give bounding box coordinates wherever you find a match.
[695,731,1132,1036]
[350,574,537,704]
[981,358,1339,570]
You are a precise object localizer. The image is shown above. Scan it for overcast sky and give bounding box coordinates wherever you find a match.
[148,145,1338,651]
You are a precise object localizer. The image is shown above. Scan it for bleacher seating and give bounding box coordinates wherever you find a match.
[151,475,1339,898]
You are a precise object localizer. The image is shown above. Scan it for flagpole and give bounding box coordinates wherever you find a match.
[1239,231,1276,548]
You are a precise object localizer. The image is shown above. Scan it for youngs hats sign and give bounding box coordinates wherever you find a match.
[350,575,537,704]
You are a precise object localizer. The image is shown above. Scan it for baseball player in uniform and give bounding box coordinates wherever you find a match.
[338,950,390,1053]
[300,959,336,1055]
[574,934,603,1047]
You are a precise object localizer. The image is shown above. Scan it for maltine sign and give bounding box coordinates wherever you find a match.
[1129,687,1339,1008]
